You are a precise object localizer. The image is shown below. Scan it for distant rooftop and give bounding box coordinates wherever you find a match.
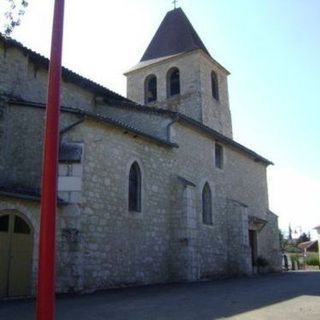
[297,240,318,252]
[140,8,211,62]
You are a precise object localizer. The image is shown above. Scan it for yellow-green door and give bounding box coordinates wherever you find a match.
[0,214,10,297]
[0,213,33,297]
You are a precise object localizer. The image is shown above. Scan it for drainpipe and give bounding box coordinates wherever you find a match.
[59,118,84,154]
[60,117,84,137]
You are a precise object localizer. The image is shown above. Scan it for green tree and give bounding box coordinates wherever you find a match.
[2,0,28,36]
[288,224,292,240]
[279,229,286,251]
[297,232,311,244]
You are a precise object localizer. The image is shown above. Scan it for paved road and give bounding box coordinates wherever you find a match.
[1,271,319,320]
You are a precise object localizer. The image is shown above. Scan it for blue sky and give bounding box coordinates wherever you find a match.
[1,0,319,238]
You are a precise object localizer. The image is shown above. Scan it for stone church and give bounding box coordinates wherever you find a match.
[0,8,280,297]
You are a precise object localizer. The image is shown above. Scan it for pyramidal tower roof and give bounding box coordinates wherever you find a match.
[140,8,211,62]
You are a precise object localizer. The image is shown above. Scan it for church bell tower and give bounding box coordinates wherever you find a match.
[125,7,233,138]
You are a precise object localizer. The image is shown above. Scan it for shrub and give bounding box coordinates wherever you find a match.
[306,253,320,266]
[290,254,300,270]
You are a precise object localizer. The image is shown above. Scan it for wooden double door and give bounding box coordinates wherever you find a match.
[0,212,33,297]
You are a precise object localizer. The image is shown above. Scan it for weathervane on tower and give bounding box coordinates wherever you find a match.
[173,0,178,9]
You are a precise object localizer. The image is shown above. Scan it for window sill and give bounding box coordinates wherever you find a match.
[167,93,181,100]
[129,210,142,213]
[202,223,214,228]
[146,100,157,106]
[128,210,143,218]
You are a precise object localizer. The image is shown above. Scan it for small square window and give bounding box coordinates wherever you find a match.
[215,143,223,169]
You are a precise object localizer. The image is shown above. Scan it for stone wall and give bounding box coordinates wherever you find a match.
[95,104,172,141]
[0,104,83,188]
[0,37,280,295]
[0,39,97,187]
[0,105,279,293]
[0,104,45,187]
[0,97,8,181]
[62,120,175,290]
[224,147,269,220]
[226,200,252,275]
[0,42,95,110]
[169,179,200,281]
[126,50,233,138]
[198,52,233,138]
[258,211,281,271]
[169,123,276,278]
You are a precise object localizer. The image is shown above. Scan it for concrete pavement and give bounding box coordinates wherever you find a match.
[0,271,319,320]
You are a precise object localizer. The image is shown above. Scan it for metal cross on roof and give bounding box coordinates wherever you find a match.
[173,0,178,9]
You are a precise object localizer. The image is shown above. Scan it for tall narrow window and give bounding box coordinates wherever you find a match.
[211,71,219,101]
[202,183,212,225]
[167,67,180,97]
[215,143,223,169]
[145,75,157,104]
[128,162,141,212]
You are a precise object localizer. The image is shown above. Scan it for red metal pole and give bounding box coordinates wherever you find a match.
[36,1,65,319]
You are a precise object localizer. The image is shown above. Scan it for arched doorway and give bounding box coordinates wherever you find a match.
[0,211,33,297]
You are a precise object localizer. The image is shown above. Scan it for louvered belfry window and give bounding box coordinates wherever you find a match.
[145,75,157,104]
[167,67,180,97]
[211,71,219,101]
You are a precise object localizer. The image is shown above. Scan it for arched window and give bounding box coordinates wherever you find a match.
[145,75,157,104]
[211,71,219,101]
[202,183,212,225]
[128,162,141,212]
[167,67,180,97]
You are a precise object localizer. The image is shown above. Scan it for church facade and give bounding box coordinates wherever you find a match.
[0,8,280,297]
